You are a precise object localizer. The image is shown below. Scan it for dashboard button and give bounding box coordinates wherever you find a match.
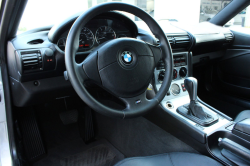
[179,67,187,78]
[180,62,186,66]
[173,69,178,80]
[158,70,165,83]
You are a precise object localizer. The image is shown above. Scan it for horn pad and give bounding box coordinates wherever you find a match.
[97,38,155,97]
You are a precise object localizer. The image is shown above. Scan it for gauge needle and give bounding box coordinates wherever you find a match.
[98,37,106,40]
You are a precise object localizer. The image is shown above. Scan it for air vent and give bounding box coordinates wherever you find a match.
[21,51,43,73]
[155,35,190,51]
[167,37,174,47]
[167,35,190,50]
[174,35,190,48]
[27,39,44,45]
[224,33,233,43]
[155,37,174,47]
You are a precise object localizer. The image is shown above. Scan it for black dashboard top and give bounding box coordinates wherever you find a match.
[11,12,139,53]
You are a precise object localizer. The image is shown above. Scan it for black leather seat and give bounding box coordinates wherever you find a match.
[115,152,222,166]
[234,110,250,122]
[115,110,250,166]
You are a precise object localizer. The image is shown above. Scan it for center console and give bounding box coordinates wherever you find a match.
[153,51,250,166]
[154,52,231,135]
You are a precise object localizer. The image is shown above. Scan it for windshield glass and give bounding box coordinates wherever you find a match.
[17,0,231,34]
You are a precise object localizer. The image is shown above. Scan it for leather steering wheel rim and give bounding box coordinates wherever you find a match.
[65,2,173,119]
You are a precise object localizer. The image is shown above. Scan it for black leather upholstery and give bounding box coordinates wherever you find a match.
[234,118,250,135]
[235,110,250,122]
[115,152,222,166]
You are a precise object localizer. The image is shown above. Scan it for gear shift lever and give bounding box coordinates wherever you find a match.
[184,77,198,102]
[177,77,219,126]
[184,77,208,119]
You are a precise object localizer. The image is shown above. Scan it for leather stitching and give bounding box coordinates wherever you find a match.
[168,153,175,166]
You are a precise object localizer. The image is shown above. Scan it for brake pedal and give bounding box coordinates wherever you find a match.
[59,109,78,125]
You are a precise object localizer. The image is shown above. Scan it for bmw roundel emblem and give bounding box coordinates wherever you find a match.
[121,51,133,64]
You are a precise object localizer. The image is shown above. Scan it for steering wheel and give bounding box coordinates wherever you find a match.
[65,2,173,119]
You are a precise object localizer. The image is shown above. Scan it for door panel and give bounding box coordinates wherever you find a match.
[213,31,250,99]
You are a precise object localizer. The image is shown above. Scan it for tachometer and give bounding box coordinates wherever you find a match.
[79,27,95,50]
[95,26,116,44]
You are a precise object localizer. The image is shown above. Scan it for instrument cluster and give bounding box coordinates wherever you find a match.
[57,18,133,52]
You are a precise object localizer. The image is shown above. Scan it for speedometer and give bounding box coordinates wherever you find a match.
[79,27,95,50]
[95,26,116,44]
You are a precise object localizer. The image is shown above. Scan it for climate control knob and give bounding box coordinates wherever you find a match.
[173,69,178,80]
[179,67,187,78]
[158,70,165,83]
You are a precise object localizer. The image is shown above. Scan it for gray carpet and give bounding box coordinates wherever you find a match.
[33,102,124,166]
[32,99,197,165]
[95,114,198,157]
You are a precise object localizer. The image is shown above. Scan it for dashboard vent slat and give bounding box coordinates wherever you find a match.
[23,60,39,64]
[22,57,38,60]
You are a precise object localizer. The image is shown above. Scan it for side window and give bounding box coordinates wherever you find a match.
[0,0,3,23]
[228,5,250,34]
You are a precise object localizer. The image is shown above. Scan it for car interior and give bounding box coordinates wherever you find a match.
[1,0,250,166]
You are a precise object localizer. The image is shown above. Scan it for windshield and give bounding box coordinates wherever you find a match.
[17,0,231,34]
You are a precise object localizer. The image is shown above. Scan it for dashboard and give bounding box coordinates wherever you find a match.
[57,17,134,52]
[7,11,234,107]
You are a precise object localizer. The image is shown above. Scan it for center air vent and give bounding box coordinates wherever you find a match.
[224,33,233,43]
[156,35,190,51]
[21,51,43,73]
[167,35,190,50]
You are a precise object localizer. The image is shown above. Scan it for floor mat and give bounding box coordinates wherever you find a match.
[95,113,198,157]
[60,144,116,166]
[33,100,124,166]
[33,139,124,166]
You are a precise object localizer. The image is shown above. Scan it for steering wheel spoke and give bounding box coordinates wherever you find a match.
[74,62,88,83]
[147,44,162,65]
[81,51,102,85]
[119,90,155,118]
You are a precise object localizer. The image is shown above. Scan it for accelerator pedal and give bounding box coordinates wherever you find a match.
[59,109,78,125]
[78,107,95,143]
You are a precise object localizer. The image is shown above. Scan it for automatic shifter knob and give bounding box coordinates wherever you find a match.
[184,77,198,102]
[177,77,218,124]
